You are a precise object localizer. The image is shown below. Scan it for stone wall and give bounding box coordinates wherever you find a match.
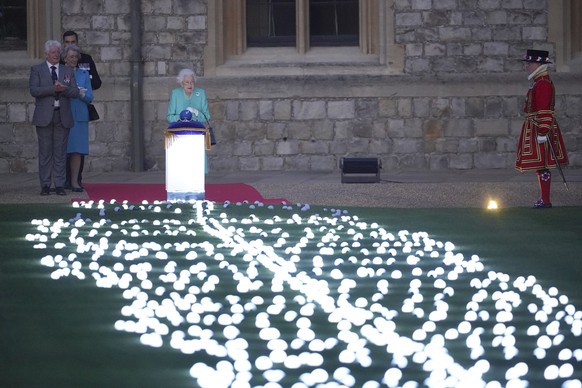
[394,0,551,74]
[1,0,581,174]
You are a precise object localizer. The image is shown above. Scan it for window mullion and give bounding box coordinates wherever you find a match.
[297,0,309,54]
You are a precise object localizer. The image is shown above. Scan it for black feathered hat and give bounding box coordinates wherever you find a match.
[522,49,552,63]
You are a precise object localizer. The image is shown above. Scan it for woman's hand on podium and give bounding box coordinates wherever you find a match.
[187,107,200,117]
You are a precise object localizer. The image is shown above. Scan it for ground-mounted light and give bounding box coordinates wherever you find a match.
[487,199,499,210]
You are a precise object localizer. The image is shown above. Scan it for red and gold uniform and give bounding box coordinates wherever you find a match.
[515,51,568,208]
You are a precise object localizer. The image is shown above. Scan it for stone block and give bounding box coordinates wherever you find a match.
[225,101,239,121]
[398,153,428,169]
[523,26,546,41]
[445,119,473,137]
[259,101,273,121]
[425,43,446,56]
[411,0,431,10]
[449,153,474,169]
[8,104,27,122]
[478,0,502,10]
[463,11,486,25]
[284,155,310,170]
[144,16,167,32]
[240,101,258,121]
[396,12,423,27]
[451,97,466,117]
[372,121,388,139]
[447,43,463,56]
[267,123,286,140]
[502,0,523,9]
[523,0,546,10]
[397,99,412,118]
[104,0,130,13]
[369,138,391,154]
[475,119,509,136]
[471,28,492,41]
[276,140,300,155]
[328,101,355,119]
[209,156,238,172]
[301,141,329,155]
[406,43,423,57]
[507,11,533,25]
[393,138,420,153]
[288,122,312,140]
[497,137,516,152]
[464,43,483,56]
[293,100,326,120]
[329,140,348,154]
[423,10,449,27]
[309,155,336,171]
[439,27,471,41]
[510,119,523,136]
[494,26,521,41]
[0,158,9,173]
[474,153,509,168]
[313,121,334,140]
[167,17,185,30]
[483,42,509,56]
[101,46,123,61]
[429,154,450,169]
[253,140,275,156]
[233,141,252,156]
[387,119,405,138]
[409,58,431,73]
[188,16,207,30]
[274,100,292,120]
[261,156,284,171]
[433,0,457,9]
[484,97,503,118]
[239,157,260,171]
[347,138,371,154]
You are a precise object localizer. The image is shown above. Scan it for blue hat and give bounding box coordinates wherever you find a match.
[179,109,193,121]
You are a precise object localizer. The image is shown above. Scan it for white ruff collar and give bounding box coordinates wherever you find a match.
[528,64,548,80]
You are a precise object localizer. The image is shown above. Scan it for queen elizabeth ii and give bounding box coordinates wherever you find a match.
[166,68,210,123]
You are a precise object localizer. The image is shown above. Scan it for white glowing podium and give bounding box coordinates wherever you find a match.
[164,121,210,201]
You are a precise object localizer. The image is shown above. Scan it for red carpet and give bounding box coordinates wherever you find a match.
[79,183,288,204]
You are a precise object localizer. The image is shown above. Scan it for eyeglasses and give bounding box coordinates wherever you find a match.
[182,81,195,85]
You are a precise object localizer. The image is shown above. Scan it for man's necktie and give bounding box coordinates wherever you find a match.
[51,66,59,101]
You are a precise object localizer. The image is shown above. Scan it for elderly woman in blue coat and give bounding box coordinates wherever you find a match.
[63,44,93,192]
[167,68,211,173]
[166,68,210,123]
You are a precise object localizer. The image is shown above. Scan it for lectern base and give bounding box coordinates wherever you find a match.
[167,191,205,202]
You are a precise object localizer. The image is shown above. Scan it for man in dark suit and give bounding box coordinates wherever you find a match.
[62,30,102,189]
[62,30,102,90]
[29,40,80,196]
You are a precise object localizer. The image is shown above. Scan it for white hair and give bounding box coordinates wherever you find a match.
[44,40,62,54]
[176,68,196,84]
[62,44,81,60]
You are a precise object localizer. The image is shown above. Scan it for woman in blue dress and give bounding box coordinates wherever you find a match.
[167,69,211,173]
[166,68,210,123]
[63,44,93,192]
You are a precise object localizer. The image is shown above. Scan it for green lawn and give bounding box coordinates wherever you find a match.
[1,202,581,388]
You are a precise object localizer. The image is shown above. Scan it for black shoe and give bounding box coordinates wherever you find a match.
[55,187,67,196]
[533,199,552,209]
[71,186,84,193]
[40,186,51,196]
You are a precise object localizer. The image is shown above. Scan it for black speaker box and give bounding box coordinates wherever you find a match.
[340,157,382,183]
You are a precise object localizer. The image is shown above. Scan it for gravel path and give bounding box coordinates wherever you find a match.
[1,170,580,208]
